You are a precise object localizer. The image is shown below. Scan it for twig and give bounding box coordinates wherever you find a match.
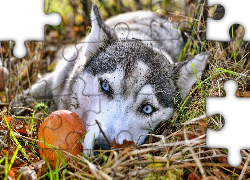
[197,0,205,36]
[117,163,245,180]
[95,120,112,147]
[0,139,8,148]
[239,150,250,180]
[0,42,7,103]
[184,129,206,179]
[24,42,32,59]
[46,0,52,14]
[8,41,11,103]
[77,154,112,180]
[196,0,208,51]
[172,114,206,126]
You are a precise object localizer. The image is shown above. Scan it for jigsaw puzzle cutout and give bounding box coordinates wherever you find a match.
[4,0,249,179]
[206,0,249,41]
[0,0,61,58]
[206,80,250,167]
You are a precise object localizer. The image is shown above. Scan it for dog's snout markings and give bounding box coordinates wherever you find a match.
[93,139,111,156]
[206,80,250,167]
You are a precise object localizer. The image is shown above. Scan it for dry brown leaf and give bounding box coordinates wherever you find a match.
[3,115,13,124]
[17,166,37,180]
[15,125,28,136]
[8,169,15,179]
[241,91,250,97]
[17,161,48,180]
[30,160,48,178]
[112,138,136,149]
[188,172,200,180]
[213,168,230,180]
[214,156,228,164]
[236,90,250,97]
[8,152,25,167]
[191,121,207,134]
[205,177,218,180]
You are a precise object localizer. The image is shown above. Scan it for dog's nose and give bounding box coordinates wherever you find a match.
[93,139,111,156]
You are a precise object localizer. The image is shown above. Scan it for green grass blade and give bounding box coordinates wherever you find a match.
[190,61,207,96]
[16,171,23,180]
[4,116,30,161]
[4,153,8,180]
[8,146,19,171]
[175,68,248,122]
[0,157,4,164]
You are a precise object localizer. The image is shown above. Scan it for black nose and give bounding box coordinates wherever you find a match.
[93,139,111,156]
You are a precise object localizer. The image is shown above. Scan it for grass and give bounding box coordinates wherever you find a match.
[1,0,250,179]
[4,116,30,162]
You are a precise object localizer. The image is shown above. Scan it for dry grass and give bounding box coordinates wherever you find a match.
[1,1,250,179]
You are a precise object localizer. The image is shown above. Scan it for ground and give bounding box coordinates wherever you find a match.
[1,0,250,179]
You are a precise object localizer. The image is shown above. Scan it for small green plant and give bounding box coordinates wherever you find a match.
[4,116,30,161]
[34,102,49,115]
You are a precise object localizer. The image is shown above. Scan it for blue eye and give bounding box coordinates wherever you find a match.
[100,79,113,98]
[142,105,153,115]
[102,81,109,92]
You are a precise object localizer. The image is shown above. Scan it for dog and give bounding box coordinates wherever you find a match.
[13,4,209,156]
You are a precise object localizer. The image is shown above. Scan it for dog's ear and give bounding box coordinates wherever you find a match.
[83,4,117,58]
[176,52,210,98]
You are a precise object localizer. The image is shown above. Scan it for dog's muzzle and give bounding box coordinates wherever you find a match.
[93,139,111,156]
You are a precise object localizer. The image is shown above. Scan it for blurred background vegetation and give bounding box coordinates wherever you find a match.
[44,0,201,42]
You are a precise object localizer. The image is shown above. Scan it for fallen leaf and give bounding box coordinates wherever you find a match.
[213,156,228,164]
[13,122,28,136]
[30,160,48,178]
[47,30,59,41]
[112,139,136,149]
[17,166,37,180]
[4,115,13,124]
[241,91,250,97]
[213,168,230,180]
[8,169,15,179]
[0,66,9,92]
[187,172,199,180]
[191,121,207,134]
[1,47,6,54]
[8,152,25,167]
[236,90,250,97]
[205,177,218,180]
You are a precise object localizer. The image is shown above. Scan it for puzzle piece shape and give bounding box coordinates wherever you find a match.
[206,80,250,167]
[206,0,249,41]
[0,0,61,58]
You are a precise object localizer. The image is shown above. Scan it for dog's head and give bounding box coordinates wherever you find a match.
[67,5,209,156]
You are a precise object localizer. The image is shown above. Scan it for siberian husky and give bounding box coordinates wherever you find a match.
[13,4,209,156]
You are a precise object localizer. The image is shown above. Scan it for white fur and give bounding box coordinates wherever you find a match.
[177,52,209,97]
[23,5,209,157]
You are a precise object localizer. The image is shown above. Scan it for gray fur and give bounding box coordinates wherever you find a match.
[12,4,209,156]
